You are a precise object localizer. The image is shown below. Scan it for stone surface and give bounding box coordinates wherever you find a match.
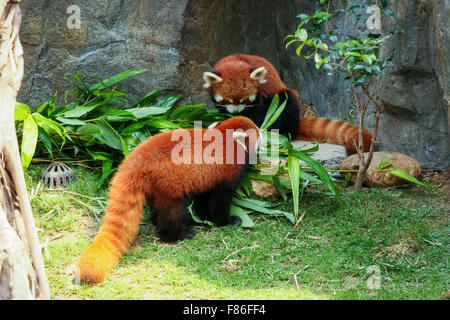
[339,151,422,187]
[251,179,282,199]
[292,140,347,170]
[17,0,449,170]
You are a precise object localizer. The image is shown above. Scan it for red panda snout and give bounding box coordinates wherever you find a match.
[225,104,247,114]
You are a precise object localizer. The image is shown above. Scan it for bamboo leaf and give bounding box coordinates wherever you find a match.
[38,127,53,158]
[390,168,436,191]
[90,70,147,90]
[15,102,31,121]
[21,114,38,170]
[230,205,254,228]
[292,149,341,201]
[288,153,300,220]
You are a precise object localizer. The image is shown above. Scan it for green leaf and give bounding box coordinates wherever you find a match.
[288,153,300,220]
[86,149,112,161]
[153,96,181,109]
[38,127,53,158]
[296,28,308,41]
[36,93,57,117]
[120,122,148,136]
[55,117,86,126]
[188,201,215,226]
[230,205,254,228]
[96,160,117,189]
[362,54,375,65]
[63,100,110,118]
[32,113,65,137]
[21,114,38,170]
[296,43,306,56]
[292,149,341,201]
[76,123,102,136]
[145,119,181,130]
[94,119,125,152]
[285,38,300,49]
[129,89,164,108]
[125,106,169,119]
[345,51,361,57]
[260,94,288,130]
[329,35,338,42]
[90,70,147,91]
[377,156,392,171]
[168,104,205,120]
[102,109,136,122]
[15,103,31,121]
[272,175,287,201]
[390,168,436,191]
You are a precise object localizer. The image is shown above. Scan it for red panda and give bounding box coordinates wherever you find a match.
[77,116,260,284]
[203,54,373,155]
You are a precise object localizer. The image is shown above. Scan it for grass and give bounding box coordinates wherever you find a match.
[25,165,449,300]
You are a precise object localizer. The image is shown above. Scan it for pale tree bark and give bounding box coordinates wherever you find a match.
[0,0,50,299]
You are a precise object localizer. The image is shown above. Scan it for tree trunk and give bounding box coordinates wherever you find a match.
[0,0,50,299]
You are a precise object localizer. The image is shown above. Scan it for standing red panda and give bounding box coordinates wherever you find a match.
[77,116,260,284]
[203,54,373,155]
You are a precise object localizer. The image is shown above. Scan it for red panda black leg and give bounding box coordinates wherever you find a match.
[194,188,239,227]
[155,198,194,242]
[147,199,158,226]
[192,193,211,221]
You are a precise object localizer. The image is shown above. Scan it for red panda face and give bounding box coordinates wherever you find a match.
[203,63,267,114]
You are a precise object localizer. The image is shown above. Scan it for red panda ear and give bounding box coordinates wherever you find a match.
[203,72,223,88]
[208,121,220,129]
[232,131,248,152]
[250,67,267,84]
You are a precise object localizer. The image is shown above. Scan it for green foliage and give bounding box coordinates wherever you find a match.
[236,94,341,225]
[15,70,223,186]
[16,72,340,227]
[285,0,401,88]
[377,157,435,191]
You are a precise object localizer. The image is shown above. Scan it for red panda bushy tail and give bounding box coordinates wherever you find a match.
[77,170,146,284]
[296,117,373,155]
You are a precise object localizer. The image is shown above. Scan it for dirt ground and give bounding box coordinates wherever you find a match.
[421,169,450,202]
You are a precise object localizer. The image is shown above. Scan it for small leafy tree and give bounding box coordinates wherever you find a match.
[286,0,396,189]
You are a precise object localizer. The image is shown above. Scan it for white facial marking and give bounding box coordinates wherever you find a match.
[240,98,244,103]
[228,99,233,103]
[214,94,223,103]
[249,95,256,102]
[208,121,220,129]
[225,104,246,114]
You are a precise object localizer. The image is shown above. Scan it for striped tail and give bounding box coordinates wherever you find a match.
[77,171,146,284]
[296,117,373,155]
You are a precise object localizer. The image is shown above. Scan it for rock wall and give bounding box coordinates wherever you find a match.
[18,0,449,169]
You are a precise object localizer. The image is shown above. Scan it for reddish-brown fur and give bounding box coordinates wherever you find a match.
[297,117,372,155]
[77,117,259,284]
[211,54,288,100]
[208,54,373,155]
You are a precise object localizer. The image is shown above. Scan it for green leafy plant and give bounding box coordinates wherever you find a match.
[16,72,340,228]
[234,94,341,225]
[15,70,224,186]
[286,0,402,189]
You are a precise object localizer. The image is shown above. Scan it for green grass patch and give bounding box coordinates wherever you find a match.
[26,165,449,300]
